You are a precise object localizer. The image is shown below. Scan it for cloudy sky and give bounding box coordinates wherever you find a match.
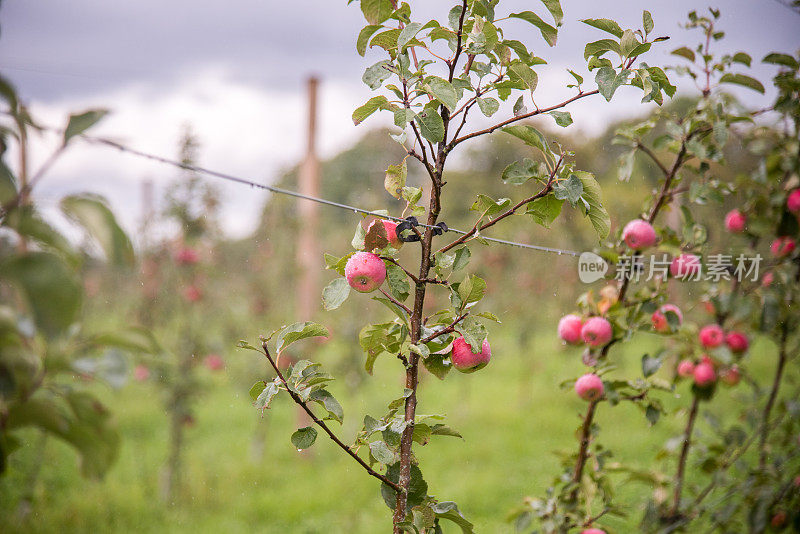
[1,0,798,239]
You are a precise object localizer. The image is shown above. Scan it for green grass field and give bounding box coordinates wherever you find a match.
[0,325,780,533]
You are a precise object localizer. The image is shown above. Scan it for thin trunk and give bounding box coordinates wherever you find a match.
[758,325,789,470]
[670,396,700,518]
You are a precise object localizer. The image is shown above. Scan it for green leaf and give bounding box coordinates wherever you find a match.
[641,354,662,378]
[618,150,635,182]
[475,311,501,323]
[90,327,161,354]
[501,159,537,186]
[457,275,486,306]
[60,194,135,267]
[351,221,366,250]
[452,247,471,271]
[381,463,428,509]
[671,46,695,62]
[363,60,393,90]
[353,96,390,125]
[509,62,538,92]
[553,174,583,205]
[370,29,401,52]
[369,440,398,464]
[291,427,318,450]
[249,381,266,401]
[526,195,563,228]
[548,110,572,127]
[581,18,623,38]
[455,316,487,352]
[423,353,451,380]
[64,109,108,144]
[470,194,511,216]
[322,278,350,311]
[275,322,329,354]
[509,12,558,47]
[424,76,458,112]
[719,73,765,94]
[643,10,654,34]
[574,171,610,240]
[8,391,120,479]
[309,389,344,423]
[645,404,660,425]
[397,22,422,51]
[540,0,563,25]
[762,52,799,69]
[433,501,474,533]
[584,39,621,60]
[595,67,630,101]
[0,252,82,338]
[357,25,383,56]
[386,262,410,301]
[361,0,393,24]
[385,160,407,199]
[254,381,280,410]
[732,52,751,67]
[476,96,499,117]
[414,108,445,143]
[500,125,551,160]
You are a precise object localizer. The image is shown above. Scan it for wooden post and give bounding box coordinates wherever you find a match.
[294,77,321,447]
[296,76,321,321]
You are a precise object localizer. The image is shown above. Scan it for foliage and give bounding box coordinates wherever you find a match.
[247,0,672,530]
[0,77,143,479]
[510,10,800,533]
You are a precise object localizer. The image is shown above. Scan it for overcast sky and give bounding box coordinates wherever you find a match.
[1,0,798,239]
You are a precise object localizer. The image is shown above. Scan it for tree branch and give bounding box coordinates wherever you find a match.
[437,154,563,254]
[418,313,468,345]
[635,141,670,178]
[379,288,413,315]
[260,341,401,493]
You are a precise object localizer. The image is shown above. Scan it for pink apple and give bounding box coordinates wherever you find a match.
[133,365,150,381]
[693,361,717,387]
[724,210,746,233]
[699,324,724,348]
[581,317,613,347]
[677,359,695,378]
[670,253,701,280]
[652,304,683,333]
[450,337,491,373]
[175,247,200,265]
[183,285,202,302]
[621,219,658,250]
[204,354,225,371]
[367,219,403,249]
[771,511,787,528]
[770,236,796,258]
[725,331,749,353]
[575,373,604,401]
[558,314,584,344]
[720,365,741,386]
[344,252,387,292]
[581,530,606,534]
[787,189,800,213]
[762,272,774,287]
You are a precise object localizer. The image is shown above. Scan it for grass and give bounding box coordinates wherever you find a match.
[0,324,782,533]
